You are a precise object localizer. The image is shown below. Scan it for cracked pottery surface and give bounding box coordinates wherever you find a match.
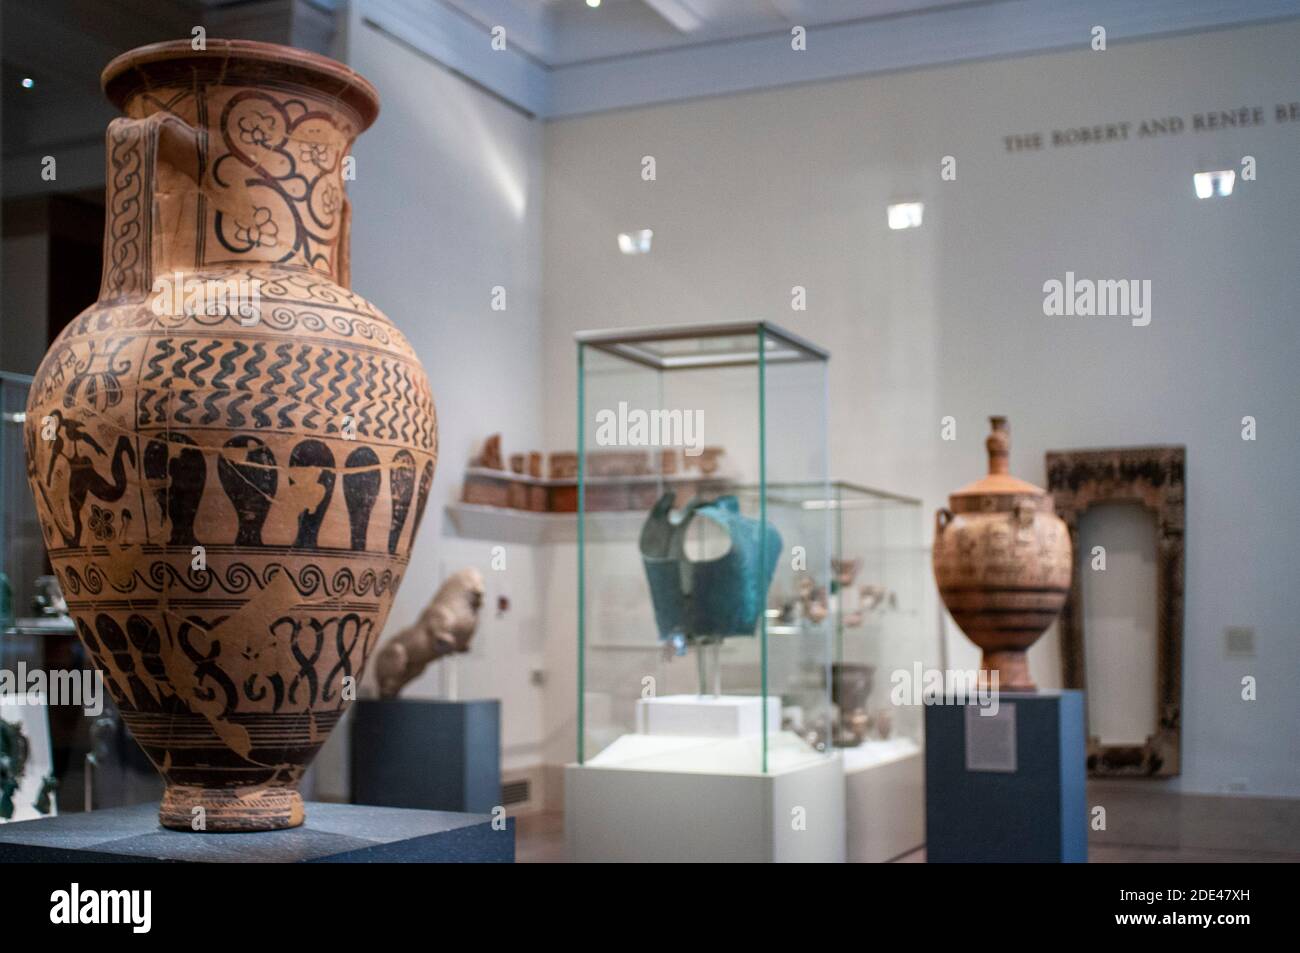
[24,40,436,831]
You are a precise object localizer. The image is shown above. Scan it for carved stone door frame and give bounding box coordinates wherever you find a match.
[1045,446,1185,778]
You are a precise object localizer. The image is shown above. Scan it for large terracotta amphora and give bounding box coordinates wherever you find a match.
[932,417,1069,691]
[23,40,437,831]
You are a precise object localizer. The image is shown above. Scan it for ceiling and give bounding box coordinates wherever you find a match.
[4,0,1300,168]
[440,0,979,66]
[412,0,1300,118]
[2,0,199,170]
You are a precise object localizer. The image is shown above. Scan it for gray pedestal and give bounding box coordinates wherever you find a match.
[0,801,514,862]
[351,699,501,813]
[925,690,1087,863]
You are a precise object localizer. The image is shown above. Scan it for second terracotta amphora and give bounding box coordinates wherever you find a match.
[23,40,436,831]
[932,417,1071,691]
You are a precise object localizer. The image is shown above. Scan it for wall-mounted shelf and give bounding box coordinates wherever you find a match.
[461,466,733,488]
[444,503,648,545]
[448,470,737,545]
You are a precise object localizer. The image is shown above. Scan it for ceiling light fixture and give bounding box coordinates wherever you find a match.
[617,229,653,254]
[887,201,924,230]
[20,77,35,89]
[1193,169,1234,199]
[586,0,601,8]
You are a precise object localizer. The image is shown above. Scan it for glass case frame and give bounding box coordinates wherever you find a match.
[575,322,831,775]
[824,481,928,756]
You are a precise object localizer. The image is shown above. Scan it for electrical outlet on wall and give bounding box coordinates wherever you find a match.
[1225,626,1255,657]
[1223,778,1250,794]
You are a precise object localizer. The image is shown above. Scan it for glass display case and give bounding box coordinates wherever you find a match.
[823,482,929,767]
[575,322,831,776]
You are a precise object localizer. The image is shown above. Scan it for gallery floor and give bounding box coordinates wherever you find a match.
[514,813,1300,863]
[513,781,1300,863]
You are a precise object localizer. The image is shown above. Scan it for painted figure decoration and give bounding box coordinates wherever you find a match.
[23,40,437,831]
[932,417,1071,691]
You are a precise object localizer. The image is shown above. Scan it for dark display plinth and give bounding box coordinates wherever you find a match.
[925,690,1086,863]
[0,802,514,863]
[351,699,501,813]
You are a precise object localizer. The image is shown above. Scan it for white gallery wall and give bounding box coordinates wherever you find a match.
[540,22,1300,797]
[314,9,548,797]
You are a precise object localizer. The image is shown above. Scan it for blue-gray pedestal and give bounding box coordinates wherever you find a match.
[351,699,501,813]
[925,690,1086,862]
[0,801,514,862]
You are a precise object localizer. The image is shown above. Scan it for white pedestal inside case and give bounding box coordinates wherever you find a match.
[635,694,782,738]
[565,733,846,863]
[841,738,924,863]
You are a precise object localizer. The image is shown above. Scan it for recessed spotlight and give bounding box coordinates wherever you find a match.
[586,0,601,8]
[1193,170,1234,199]
[887,201,923,230]
[617,229,653,254]
[20,77,35,89]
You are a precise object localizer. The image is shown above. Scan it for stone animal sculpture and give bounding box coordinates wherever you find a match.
[374,568,486,698]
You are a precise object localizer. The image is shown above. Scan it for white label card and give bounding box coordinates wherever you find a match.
[965,702,1017,773]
